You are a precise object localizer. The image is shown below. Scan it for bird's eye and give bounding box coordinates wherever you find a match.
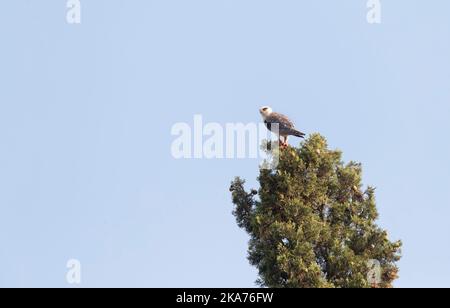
[262,108,268,111]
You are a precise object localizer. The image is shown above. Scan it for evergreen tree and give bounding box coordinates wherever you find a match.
[230,134,401,288]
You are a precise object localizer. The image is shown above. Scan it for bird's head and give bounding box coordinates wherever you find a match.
[259,106,273,119]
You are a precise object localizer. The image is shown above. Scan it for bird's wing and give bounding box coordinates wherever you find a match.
[265,112,295,131]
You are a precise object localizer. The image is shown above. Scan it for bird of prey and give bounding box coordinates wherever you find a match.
[259,106,305,147]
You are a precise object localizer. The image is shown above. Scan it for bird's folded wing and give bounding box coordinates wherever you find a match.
[266,113,295,130]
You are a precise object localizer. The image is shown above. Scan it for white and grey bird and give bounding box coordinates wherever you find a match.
[259,106,305,147]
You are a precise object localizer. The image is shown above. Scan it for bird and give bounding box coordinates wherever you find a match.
[259,106,305,147]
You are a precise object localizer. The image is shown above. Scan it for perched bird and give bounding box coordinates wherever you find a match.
[259,106,305,147]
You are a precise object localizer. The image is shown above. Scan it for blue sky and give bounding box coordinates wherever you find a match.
[0,1,449,287]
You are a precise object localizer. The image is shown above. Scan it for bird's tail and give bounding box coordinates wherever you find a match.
[291,129,306,138]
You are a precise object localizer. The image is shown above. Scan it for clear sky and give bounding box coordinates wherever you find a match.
[0,1,449,288]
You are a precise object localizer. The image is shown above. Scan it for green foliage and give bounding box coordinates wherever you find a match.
[230,134,401,288]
